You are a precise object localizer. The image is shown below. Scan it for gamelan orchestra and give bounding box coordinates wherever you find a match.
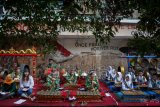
[0,57,160,103]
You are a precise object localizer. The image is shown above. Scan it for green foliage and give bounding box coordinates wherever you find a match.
[0,0,134,54]
[128,0,160,56]
[128,31,157,55]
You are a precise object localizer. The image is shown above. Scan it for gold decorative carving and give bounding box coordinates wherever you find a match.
[0,47,37,54]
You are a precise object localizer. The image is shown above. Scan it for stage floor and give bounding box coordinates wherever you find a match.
[0,81,160,106]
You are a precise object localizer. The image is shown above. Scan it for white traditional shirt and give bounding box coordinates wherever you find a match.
[136,76,147,84]
[148,79,160,88]
[20,75,34,89]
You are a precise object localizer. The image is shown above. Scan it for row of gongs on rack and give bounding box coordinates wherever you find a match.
[129,58,160,71]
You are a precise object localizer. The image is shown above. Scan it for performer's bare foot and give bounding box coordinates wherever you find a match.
[29,96,36,101]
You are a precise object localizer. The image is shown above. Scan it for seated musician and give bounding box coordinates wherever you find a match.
[109,67,116,82]
[105,66,113,81]
[144,70,152,82]
[45,59,56,75]
[14,67,21,81]
[142,74,159,99]
[136,71,147,86]
[122,74,134,91]
[148,74,160,89]
[105,66,116,86]
[0,74,17,100]
[44,67,52,83]
[77,72,87,89]
[10,62,19,78]
[59,67,67,84]
[18,66,35,101]
[109,71,123,92]
[77,69,83,79]
[92,73,99,91]
[46,70,53,87]
[125,66,137,83]
[46,69,60,91]
[47,58,55,68]
[68,69,78,85]
[86,71,99,91]
[63,70,70,83]
[114,71,123,84]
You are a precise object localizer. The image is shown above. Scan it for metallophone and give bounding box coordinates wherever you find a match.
[36,90,102,102]
[153,90,160,99]
[36,90,63,102]
[153,90,160,94]
[119,90,146,102]
[114,84,121,87]
[114,83,122,92]
[137,84,148,90]
[76,91,102,101]
[36,77,102,102]
[64,84,79,90]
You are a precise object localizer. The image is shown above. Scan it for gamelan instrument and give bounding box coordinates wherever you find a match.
[118,90,146,102]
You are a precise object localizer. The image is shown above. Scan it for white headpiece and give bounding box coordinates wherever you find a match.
[125,74,132,84]
[81,72,87,76]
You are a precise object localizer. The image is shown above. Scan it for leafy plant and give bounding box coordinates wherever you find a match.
[128,0,160,56]
[0,0,135,54]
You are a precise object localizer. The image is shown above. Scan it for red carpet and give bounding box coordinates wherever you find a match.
[0,81,160,106]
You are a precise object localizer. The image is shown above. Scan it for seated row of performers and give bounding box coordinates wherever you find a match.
[105,66,160,92]
[0,63,20,81]
[0,65,21,99]
[0,65,35,101]
[44,66,99,92]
